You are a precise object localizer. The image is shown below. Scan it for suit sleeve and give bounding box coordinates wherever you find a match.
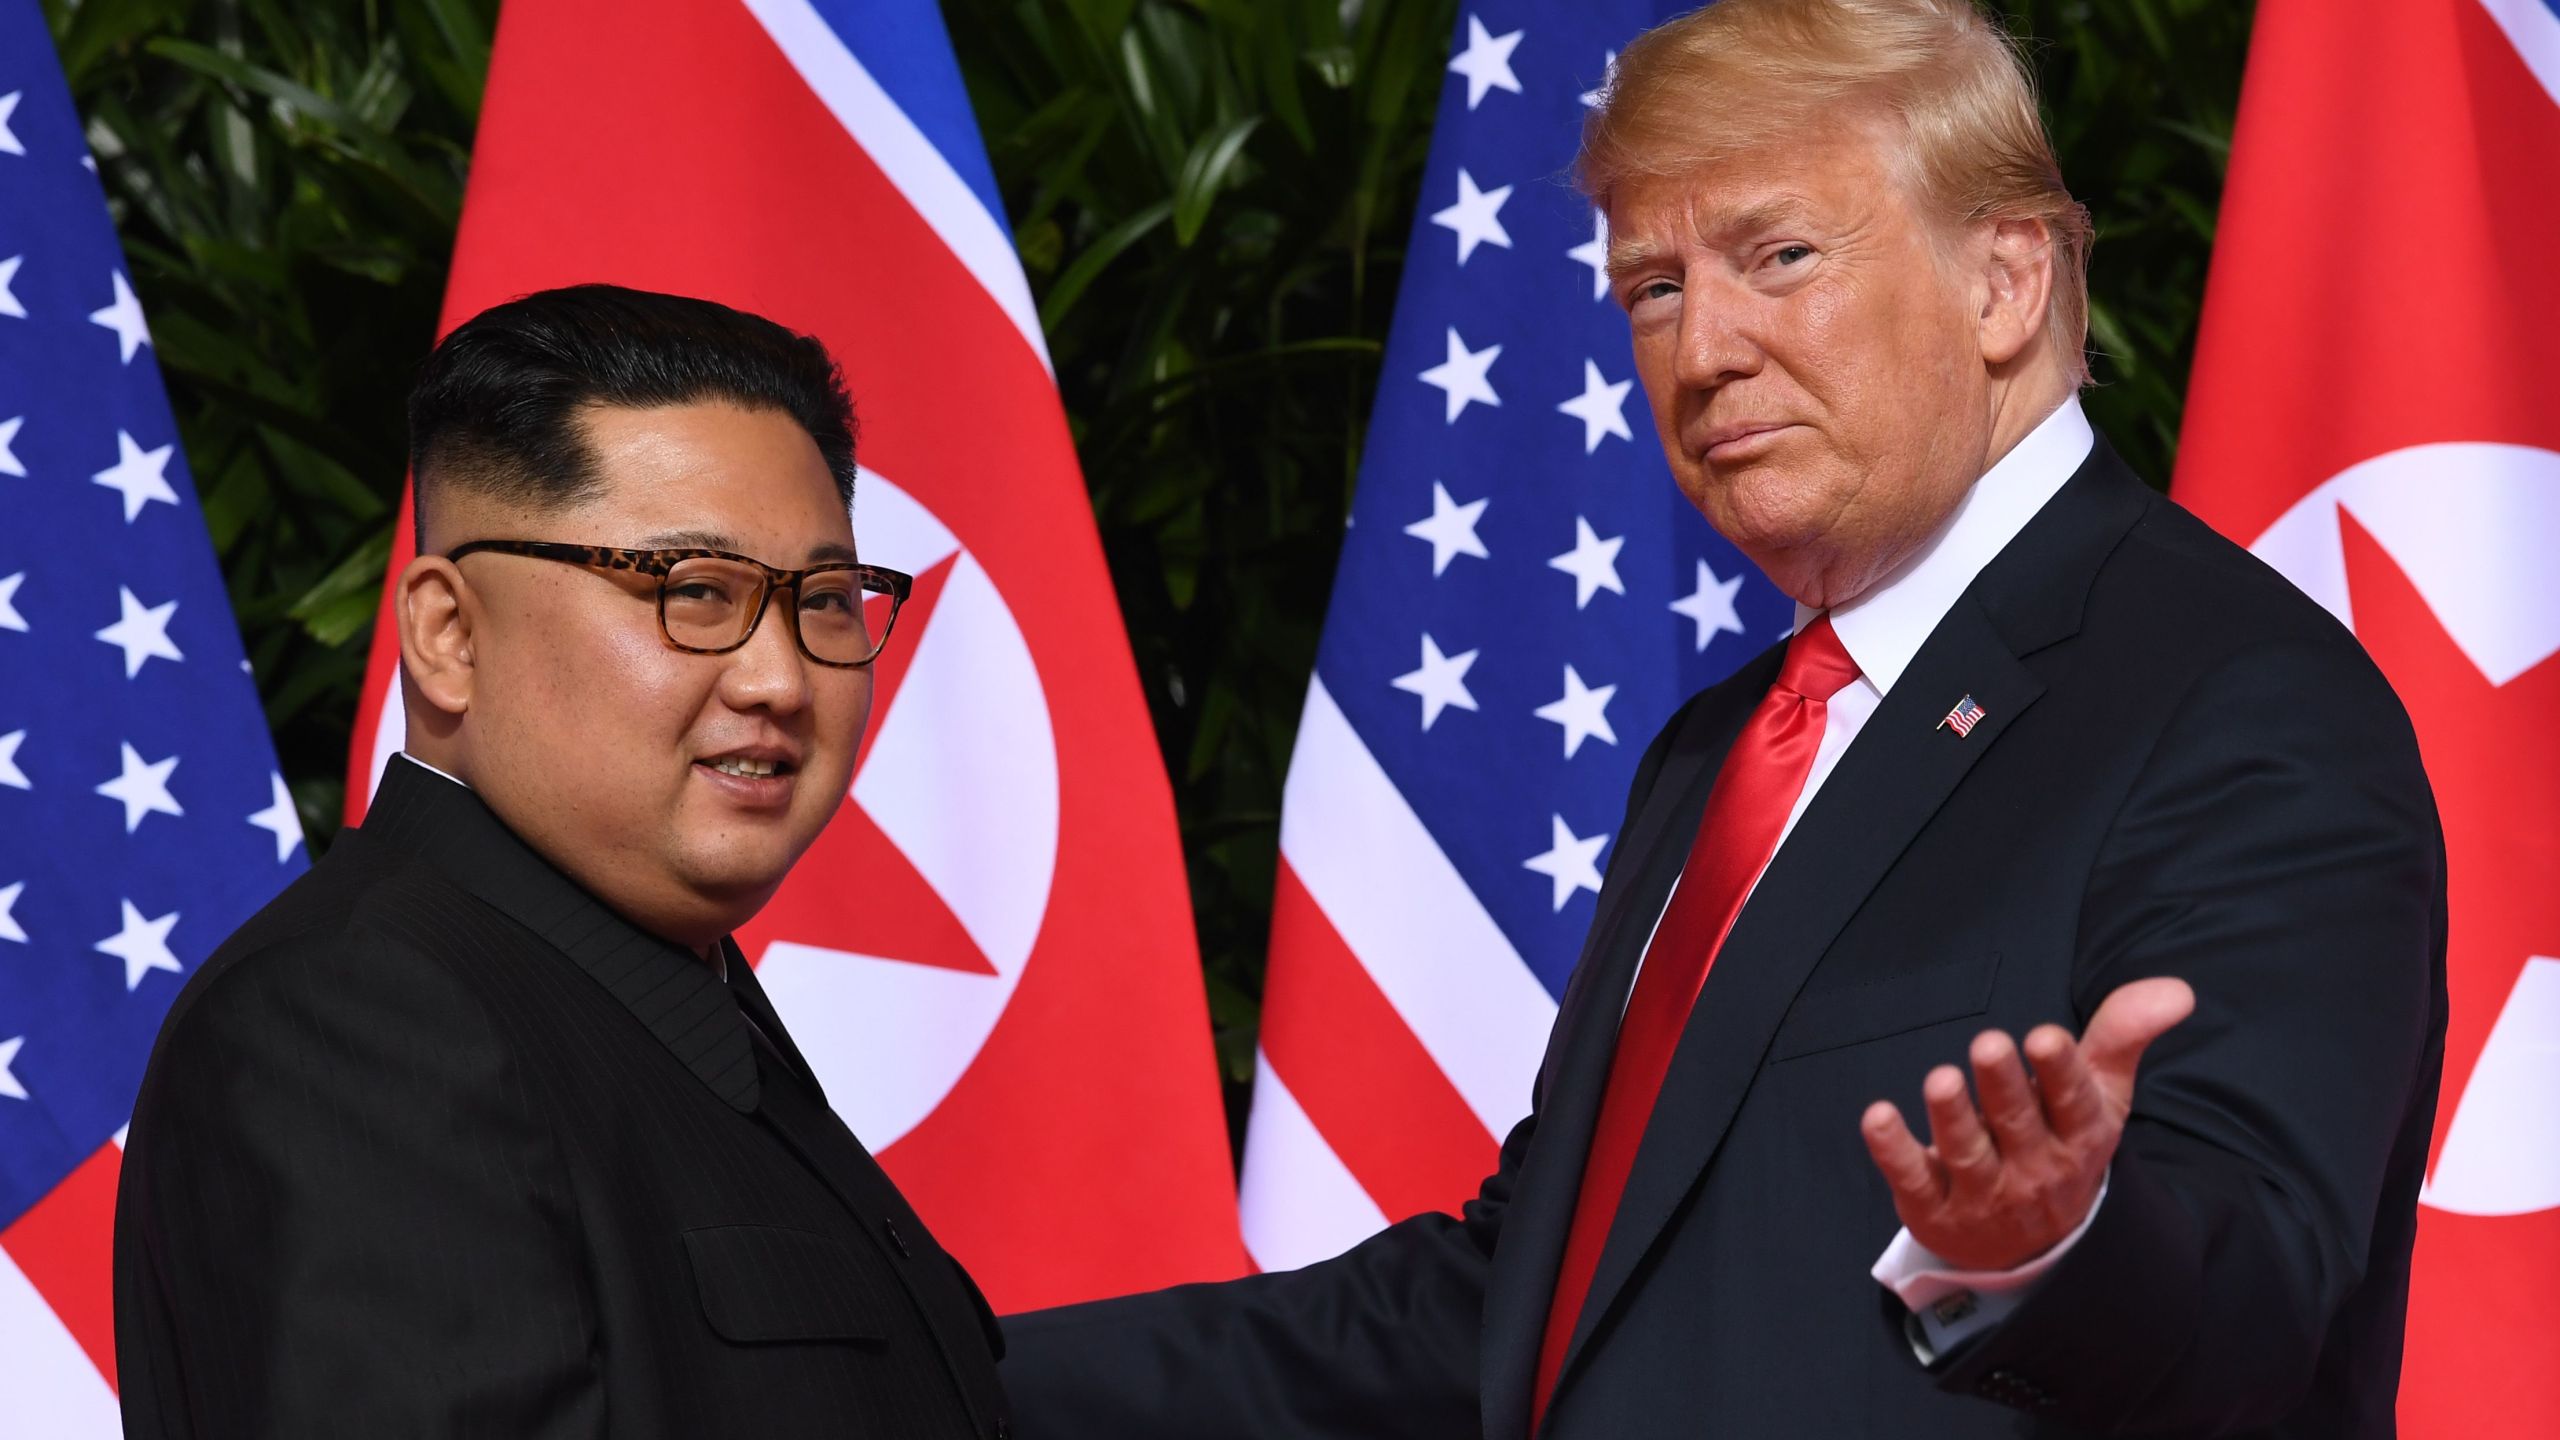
[1001,692,1708,1440]
[1940,636,2445,1432]
[999,1121,1519,1440]
[114,926,603,1439]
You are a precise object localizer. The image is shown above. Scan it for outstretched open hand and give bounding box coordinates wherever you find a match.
[1859,976,2196,1272]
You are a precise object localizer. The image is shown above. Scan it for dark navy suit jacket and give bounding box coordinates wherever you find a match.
[1004,440,2446,1438]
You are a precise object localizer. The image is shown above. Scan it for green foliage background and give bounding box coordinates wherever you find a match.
[44,0,2256,1114]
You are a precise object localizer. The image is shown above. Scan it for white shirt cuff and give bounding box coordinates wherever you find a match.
[1869,1173,2108,1363]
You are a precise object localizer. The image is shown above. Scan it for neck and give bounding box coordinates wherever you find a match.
[398,708,473,789]
[1786,367,2077,610]
[1980,362,2076,483]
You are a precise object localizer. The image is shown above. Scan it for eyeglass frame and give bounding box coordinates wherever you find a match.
[444,539,913,669]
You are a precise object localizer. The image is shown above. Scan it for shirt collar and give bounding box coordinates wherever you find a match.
[1797,395,2094,696]
[398,751,471,790]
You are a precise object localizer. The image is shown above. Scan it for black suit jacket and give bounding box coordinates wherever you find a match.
[114,758,1012,1439]
[1002,441,2447,1438]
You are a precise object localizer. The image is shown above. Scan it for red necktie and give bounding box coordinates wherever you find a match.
[1530,615,1862,1428]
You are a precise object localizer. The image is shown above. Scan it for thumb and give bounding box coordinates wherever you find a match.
[2080,976,2196,1098]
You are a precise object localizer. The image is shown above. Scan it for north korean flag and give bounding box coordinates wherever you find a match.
[2172,1,2560,1431]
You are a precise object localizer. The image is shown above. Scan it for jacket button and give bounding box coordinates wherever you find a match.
[884,1217,913,1258]
[993,1421,1011,1440]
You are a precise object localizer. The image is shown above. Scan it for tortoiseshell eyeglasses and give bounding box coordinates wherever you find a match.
[446,540,912,669]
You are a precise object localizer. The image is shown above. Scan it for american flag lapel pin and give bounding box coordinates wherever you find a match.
[1937,694,1987,738]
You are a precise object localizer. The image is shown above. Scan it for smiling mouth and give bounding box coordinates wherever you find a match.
[701,756,794,780]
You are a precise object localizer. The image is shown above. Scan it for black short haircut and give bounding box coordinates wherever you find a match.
[407,284,857,526]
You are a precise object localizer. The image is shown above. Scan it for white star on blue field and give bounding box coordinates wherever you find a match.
[0,11,304,1234]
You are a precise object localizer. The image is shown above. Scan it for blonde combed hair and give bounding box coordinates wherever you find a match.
[1579,0,2094,384]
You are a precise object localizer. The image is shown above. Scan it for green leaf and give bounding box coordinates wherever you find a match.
[1039,198,1172,330]
[2156,117,2234,162]
[1304,45,1356,90]
[2085,297,2140,378]
[143,36,461,220]
[286,524,396,647]
[44,0,187,86]
[2162,187,2219,244]
[145,36,374,132]
[258,424,389,519]
[1171,114,1261,245]
[396,0,494,118]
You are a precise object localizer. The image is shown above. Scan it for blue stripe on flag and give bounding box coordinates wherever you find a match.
[805,0,1013,233]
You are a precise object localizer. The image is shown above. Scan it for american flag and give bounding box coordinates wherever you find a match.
[1237,1,1788,1271]
[0,12,304,1431]
[1938,694,1987,738]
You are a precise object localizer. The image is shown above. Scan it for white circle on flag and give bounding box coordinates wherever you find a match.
[751,469,1060,1149]
[2248,443,2560,686]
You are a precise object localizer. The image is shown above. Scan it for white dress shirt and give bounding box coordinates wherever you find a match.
[400,752,472,791]
[1623,396,2102,1361]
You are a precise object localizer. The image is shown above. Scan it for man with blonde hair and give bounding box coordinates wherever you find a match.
[1005,3,2443,1436]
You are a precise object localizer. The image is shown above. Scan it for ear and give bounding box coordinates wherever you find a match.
[396,554,478,718]
[1975,215,2055,368]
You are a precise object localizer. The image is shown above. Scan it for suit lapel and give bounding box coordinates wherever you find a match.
[722,939,828,1098]
[724,948,1004,1433]
[1540,446,2155,1413]
[726,956,882,1219]
[1478,648,1777,1440]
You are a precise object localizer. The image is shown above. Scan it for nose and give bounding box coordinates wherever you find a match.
[716,588,817,717]
[1670,273,1763,394]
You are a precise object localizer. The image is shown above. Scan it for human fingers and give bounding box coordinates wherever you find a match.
[2080,976,2197,1104]
[1969,1029,2053,1158]
[1923,1063,1999,1191]
[1861,1100,1947,1211]
[2024,1023,2107,1140]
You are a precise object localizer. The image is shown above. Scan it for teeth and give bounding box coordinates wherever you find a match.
[708,757,780,778]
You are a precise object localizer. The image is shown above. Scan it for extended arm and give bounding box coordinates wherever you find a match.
[1000,1115,1525,1440]
[1001,685,1716,1440]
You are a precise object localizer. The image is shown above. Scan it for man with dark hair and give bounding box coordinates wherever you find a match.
[113,284,1013,1439]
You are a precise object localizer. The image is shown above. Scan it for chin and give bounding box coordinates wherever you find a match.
[1687,480,1820,559]
[675,848,794,908]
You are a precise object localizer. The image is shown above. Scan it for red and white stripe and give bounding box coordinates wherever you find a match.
[1238,677,1560,1271]
[0,1129,126,1432]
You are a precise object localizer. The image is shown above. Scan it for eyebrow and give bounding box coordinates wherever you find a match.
[637,529,859,565]
[1604,195,1822,281]
[1605,236,1670,283]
